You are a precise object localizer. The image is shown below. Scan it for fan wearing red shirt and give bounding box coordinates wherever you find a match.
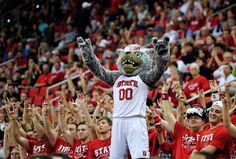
[161,84,205,159]
[73,121,93,159]
[42,102,75,158]
[11,113,51,156]
[146,107,162,157]
[191,101,232,159]
[34,63,52,87]
[72,93,97,159]
[87,117,112,159]
[183,63,209,99]
[222,91,236,159]
[148,126,160,157]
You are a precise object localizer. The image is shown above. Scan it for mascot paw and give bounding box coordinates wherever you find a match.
[77,37,93,54]
[77,37,86,46]
[152,36,170,56]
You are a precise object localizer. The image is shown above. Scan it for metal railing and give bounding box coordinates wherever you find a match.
[187,79,236,103]
[207,3,236,21]
[0,59,14,67]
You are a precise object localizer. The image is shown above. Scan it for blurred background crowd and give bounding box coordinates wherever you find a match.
[0,0,236,158]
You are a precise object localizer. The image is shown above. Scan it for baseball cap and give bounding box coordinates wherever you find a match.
[82,2,92,9]
[212,101,223,109]
[186,107,204,119]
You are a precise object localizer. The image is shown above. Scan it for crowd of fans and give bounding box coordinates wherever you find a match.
[0,0,236,158]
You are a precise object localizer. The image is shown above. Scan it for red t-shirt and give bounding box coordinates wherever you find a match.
[230,115,236,159]
[148,127,160,157]
[27,139,51,155]
[73,139,91,159]
[173,122,201,159]
[160,142,175,157]
[87,136,111,159]
[36,72,52,86]
[53,136,74,158]
[195,125,232,159]
[190,17,205,31]
[183,76,209,99]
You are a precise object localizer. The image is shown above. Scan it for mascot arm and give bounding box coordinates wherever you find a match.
[78,37,120,86]
[140,37,170,87]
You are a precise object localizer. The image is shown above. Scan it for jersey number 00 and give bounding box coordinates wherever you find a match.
[119,88,133,100]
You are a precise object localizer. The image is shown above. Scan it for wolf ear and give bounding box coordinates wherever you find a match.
[116,49,125,55]
[163,35,170,45]
[152,37,158,46]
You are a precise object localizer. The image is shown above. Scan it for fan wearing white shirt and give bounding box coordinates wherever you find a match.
[215,64,235,86]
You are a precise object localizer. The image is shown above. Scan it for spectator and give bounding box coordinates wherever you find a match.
[181,41,198,65]
[34,63,52,87]
[87,117,112,158]
[169,54,187,74]
[11,111,51,156]
[183,63,210,100]
[9,146,20,159]
[161,83,205,159]
[191,101,232,159]
[215,64,236,86]
[8,84,20,101]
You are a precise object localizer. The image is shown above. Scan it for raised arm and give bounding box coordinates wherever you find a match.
[222,92,236,139]
[77,37,120,85]
[22,100,33,131]
[3,125,10,159]
[42,101,57,146]
[77,93,97,140]
[32,107,45,137]
[140,36,170,87]
[161,84,176,133]
[48,99,57,129]
[66,67,76,97]
[11,116,30,150]
[175,85,187,125]
[58,99,74,145]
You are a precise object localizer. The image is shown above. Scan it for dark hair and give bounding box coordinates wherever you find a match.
[0,77,7,83]
[224,63,233,71]
[8,83,15,87]
[214,43,225,51]
[68,122,78,128]
[97,116,112,126]
[146,98,153,107]
[78,121,87,126]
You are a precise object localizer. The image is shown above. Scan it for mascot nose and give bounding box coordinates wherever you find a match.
[125,51,131,55]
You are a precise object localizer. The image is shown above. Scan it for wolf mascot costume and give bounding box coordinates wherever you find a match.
[77,36,170,158]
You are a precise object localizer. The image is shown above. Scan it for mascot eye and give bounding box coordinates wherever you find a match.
[135,52,142,58]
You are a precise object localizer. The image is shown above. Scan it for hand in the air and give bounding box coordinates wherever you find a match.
[77,37,93,55]
[152,35,170,56]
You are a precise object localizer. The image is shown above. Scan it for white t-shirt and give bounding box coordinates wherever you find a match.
[112,75,149,118]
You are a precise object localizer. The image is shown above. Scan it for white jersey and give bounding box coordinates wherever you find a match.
[112,75,149,118]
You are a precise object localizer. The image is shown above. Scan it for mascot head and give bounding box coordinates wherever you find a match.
[116,44,154,76]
